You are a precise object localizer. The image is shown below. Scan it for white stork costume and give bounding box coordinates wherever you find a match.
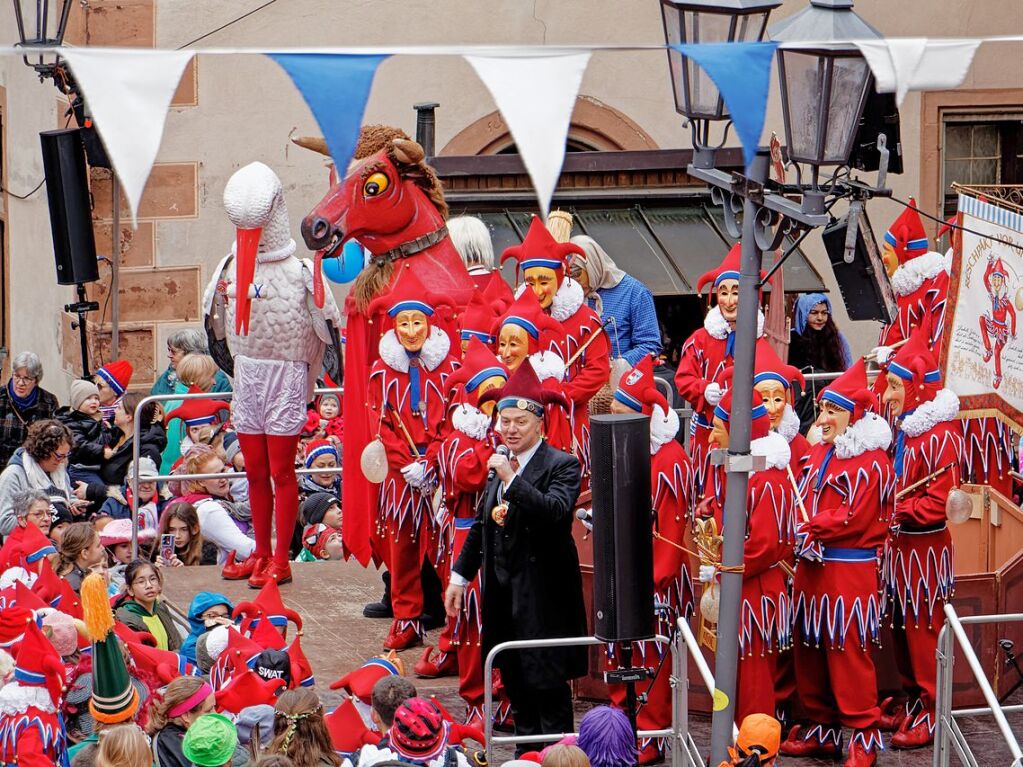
[202,162,342,587]
[880,331,963,748]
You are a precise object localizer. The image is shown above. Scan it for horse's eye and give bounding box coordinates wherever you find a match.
[363,172,389,197]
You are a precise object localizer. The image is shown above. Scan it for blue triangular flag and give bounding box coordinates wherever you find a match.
[672,42,778,170]
[268,53,389,169]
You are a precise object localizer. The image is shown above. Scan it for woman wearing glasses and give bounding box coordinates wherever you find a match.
[0,418,83,536]
[0,351,59,469]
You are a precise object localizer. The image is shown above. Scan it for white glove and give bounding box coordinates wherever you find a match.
[872,345,893,366]
[401,461,427,489]
[698,564,717,583]
[704,382,723,407]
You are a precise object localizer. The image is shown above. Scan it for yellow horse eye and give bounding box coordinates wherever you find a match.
[363,172,389,197]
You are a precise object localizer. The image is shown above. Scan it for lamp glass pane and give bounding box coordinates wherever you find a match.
[735,11,769,43]
[823,57,869,162]
[781,51,824,162]
[684,10,732,117]
[661,5,687,114]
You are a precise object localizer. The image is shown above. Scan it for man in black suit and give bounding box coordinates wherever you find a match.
[444,363,587,753]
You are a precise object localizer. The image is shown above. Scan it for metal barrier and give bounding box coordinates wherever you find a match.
[934,604,1023,767]
[128,387,344,557]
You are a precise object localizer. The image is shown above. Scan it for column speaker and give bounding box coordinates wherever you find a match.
[590,413,654,643]
[821,207,897,324]
[40,129,99,286]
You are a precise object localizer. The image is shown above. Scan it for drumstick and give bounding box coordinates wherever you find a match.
[385,404,420,457]
[895,463,955,500]
[786,464,811,523]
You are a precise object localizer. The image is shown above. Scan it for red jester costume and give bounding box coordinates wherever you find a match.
[675,244,764,494]
[203,161,342,588]
[752,339,811,475]
[879,332,963,749]
[458,279,513,356]
[703,390,793,727]
[501,218,610,477]
[782,361,895,767]
[368,267,460,650]
[607,354,694,764]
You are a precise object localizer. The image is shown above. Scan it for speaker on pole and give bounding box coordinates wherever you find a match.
[590,413,654,643]
[821,206,897,324]
[40,128,100,286]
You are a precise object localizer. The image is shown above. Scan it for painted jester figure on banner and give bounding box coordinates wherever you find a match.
[977,254,1017,389]
[367,267,459,651]
[607,354,694,765]
[879,331,963,749]
[782,361,895,767]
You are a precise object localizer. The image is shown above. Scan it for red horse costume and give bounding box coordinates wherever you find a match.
[607,354,694,763]
[880,332,963,748]
[204,161,341,587]
[368,268,459,650]
[783,361,895,767]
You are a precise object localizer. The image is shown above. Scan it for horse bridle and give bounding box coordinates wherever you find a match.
[371,224,449,268]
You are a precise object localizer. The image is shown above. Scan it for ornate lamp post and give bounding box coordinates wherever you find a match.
[10,0,74,82]
[659,1,883,763]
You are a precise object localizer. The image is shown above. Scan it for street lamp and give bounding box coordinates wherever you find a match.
[11,0,74,82]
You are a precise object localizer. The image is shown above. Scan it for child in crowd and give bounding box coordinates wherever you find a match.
[182,591,235,664]
[99,456,162,531]
[114,559,181,652]
[299,440,341,500]
[298,492,343,561]
[49,500,74,547]
[56,379,110,488]
[94,359,134,423]
[99,518,155,589]
[315,392,344,443]
[156,501,220,567]
[165,396,231,456]
[55,521,105,592]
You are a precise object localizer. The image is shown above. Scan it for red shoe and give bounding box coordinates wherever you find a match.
[877,696,908,732]
[383,620,423,651]
[637,742,664,765]
[413,646,458,678]
[891,713,933,749]
[222,552,267,580]
[844,729,883,767]
[779,724,843,759]
[464,708,485,734]
[249,560,292,589]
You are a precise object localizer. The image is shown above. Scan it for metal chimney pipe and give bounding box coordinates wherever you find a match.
[414,102,440,158]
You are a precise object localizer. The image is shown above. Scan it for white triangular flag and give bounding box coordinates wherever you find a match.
[62,49,193,226]
[856,38,980,107]
[466,52,590,218]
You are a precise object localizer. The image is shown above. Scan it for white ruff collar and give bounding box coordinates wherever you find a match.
[899,388,960,438]
[650,404,680,455]
[378,327,450,373]
[0,683,56,714]
[776,403,801,443]
[451,403,491,441]
[890,250,950,297]
[703,305,765,340]
[514,279,585,322]
[751,430,791,471]
[529,350,566,383]
[834,412,893,459]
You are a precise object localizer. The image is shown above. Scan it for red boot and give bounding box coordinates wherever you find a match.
[891,713,933,749]
[384,620,423,651]
[877,696,908,732]
[222,552,268,581]
[413,646,458,678]
[779,724,843,759]
[844,729,883,767]
[249,560,292,588]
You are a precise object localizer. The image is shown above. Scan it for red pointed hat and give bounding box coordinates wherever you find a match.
[329,650,405,704]
[500,216,585,286]
[493,288,563,356]
[164,388,231,428]
[324,698,382,753]
[128,641,198,686]
[696,243,767,294]
[752,339,806,396]
[459,289,504,346]
[214,667,285,714]
[482,269,514,310]
[32,558,64,608]
[114,621,158,648]
[233,577,302,635]
[429,696,487,747]
[367,265,455,320]
[614,355,669,416]
[286,633,315,689]
[18,522,57,569]
[220,626,264,672]
[96,360,133,397]
[714,389,772,441]
[819,359,875,421]
[0,604,34,649]
[14,579,49,613]
[445,337,509,400]
[886,327,941,406]
[249,613,287,651]
[55,575,83,620]
[14,619,66,705]
[885,198,929,264]
[479,355,568,417]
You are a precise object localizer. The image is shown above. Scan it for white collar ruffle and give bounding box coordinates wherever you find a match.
[650,404,681,455]
[378,326,451,373]
[0,682,57,715]
[890,250,950,297]
[528,350,566,383]
[703,305,765,341]
[451,403,491,441]
[514,278,585,322]
[775,403,801,443]
[751,430,792,471]
[834,411,893,459]
[899,388,960,438]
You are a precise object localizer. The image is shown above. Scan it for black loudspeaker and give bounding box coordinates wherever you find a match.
[590,413,654,643]
[821,207,897,324]
[849,89,903,175]
[40,129,100,286]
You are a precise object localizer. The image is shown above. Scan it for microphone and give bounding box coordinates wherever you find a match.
[488,445,511,481]
[575,508,592,522]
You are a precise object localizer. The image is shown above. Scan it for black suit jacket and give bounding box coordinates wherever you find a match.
[454,439,587,687]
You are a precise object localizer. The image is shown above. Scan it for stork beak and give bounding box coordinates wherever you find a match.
[235,228,262,336]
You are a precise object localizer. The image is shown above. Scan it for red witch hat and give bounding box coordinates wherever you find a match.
[751,338,806,397]
[696,243,767,294]
[286,633,315,689]
[499,216,584,286]
[445,337,509,401]
[367,265,455,321]
[459,289,505,346]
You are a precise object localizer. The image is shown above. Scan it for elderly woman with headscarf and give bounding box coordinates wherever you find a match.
[151,328,232,396]
[569,235,661,366]
[789,293,853,433]
[0,351,59,468]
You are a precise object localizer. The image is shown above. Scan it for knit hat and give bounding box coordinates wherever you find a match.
[164,389,231,428]
[715,389,772,441]
[82,572,140,724]
[500,216,585,287]
[884,198,929,265]
[235,704,276,748]
[301,492,338,526]
[233,578,303,635]
[253,648,292,687]
[303,523,343,560]
[696,243,766,294]
[41,610,83,657]
[325,698,383,753]
[613,355,669,416]
[14,619,67,706]
[730,713,782,763]
[390,697,451,762]
[182,713,239,766]
[304,439,339,469]
[96,360,133,397]
[329,651,405,704]
[214,668,286,714]
[70,379,100,410]
[126,456,160,481]
[367,266,455,323]
[819,359,875,422]
[480,359,568,419]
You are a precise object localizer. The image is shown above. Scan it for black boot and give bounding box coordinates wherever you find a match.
[363,570,393,618]
[419,559,446,631]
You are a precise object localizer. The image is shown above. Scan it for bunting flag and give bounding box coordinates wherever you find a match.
[855,39,980,106]
[466,52,590,219]
[672,42,778,171]
[61,49,194,226]
[269,53,389,171]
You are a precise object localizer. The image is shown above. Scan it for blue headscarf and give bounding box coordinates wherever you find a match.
[793,292,853,367]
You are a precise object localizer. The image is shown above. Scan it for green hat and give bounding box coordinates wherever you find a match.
[81,573,140,725]
[182,713,239,766]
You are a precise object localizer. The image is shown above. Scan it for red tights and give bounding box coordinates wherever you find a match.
[238,432,301,565]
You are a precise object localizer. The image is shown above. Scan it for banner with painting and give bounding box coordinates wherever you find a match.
[942,192,1023,429]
